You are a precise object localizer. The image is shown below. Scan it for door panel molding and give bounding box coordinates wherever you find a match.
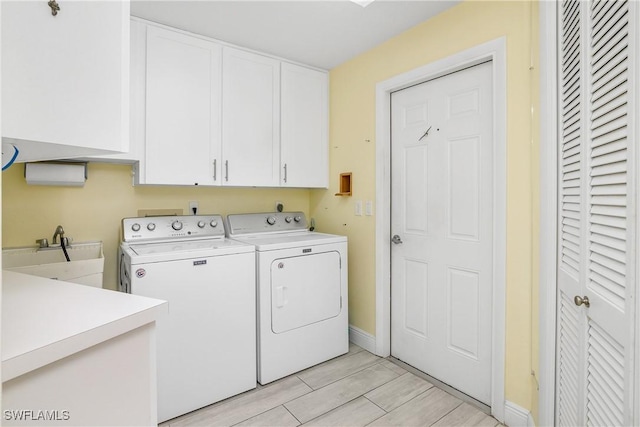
[374,38,507,422]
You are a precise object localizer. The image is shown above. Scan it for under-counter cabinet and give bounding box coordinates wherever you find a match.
[142,25,222,185]
[280,63,328,188]
[2,271,167,426]
[222,47,281,187]
[1,1,129,162]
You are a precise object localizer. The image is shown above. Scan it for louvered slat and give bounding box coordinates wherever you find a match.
[558,294,580,426]
[586,321,625,426]
[560,0,582,278]
[588,0,628,310]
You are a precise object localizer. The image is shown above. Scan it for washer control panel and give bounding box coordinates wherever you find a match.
[122,215,224,242]
[226,212,308,236]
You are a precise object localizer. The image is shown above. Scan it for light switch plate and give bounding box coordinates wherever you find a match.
[365,200,373,216]
[355,200,363,216]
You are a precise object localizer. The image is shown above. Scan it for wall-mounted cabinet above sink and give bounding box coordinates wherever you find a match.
[1,1,130,163]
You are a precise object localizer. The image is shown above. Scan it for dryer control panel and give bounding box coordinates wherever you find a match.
[226,212,308,236]
[122,215,225,243]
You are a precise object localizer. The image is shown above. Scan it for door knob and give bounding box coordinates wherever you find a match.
[391,235,403,244]
[574,295,590,308]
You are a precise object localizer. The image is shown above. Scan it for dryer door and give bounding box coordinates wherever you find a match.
[271,251,341,334]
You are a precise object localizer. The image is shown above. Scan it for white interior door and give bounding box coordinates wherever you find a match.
[390,62,493,405]
[556,1,636,425]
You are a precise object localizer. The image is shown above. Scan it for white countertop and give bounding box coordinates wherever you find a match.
[2,270,168,382]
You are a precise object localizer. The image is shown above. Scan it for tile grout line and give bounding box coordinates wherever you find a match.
[363,395,389,414]
[302,396,372,426]
[387,356,491,415]
[283,404,303,426]
[298,355,383,391]
[294,374,315,393]
[428,401,464,427]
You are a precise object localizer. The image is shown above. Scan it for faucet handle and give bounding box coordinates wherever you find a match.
[36,238,49,248]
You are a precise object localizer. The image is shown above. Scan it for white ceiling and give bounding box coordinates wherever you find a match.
[130,0,460,70]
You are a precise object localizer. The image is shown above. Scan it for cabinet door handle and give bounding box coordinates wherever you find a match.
[283,163,288,183]
[213,159,217,181]
[225,160,229,182]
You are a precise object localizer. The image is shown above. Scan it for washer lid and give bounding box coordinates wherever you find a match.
[126,238,254,260]
[230,231,346,251]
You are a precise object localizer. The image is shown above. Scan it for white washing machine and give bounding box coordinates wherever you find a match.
[226,212,348,385]
[119,215,256,423]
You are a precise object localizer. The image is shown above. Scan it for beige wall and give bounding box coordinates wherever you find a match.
[2,163,310,290]
[310,0,540,416]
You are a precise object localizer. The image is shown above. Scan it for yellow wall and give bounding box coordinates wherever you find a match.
[2,163,310,290]
[310,0,539,415]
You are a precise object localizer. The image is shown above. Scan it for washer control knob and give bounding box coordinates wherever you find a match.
[131,223,141,232]
[197,221,206,228]
[285,216,293,223]
[172,220,183,231]
[210,220,218,228]
[294,215,302,223]
[147,223,156,231]
[266,216,277,225]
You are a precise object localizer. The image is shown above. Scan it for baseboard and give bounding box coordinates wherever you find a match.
[349,325,376,354]
[504,401,535,427]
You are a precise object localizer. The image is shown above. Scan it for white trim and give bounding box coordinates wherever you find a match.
[348,325,376,354]
[504,400,535,427]
[632,2,640,424]
[538,2,558,427]
[374,37,507,422]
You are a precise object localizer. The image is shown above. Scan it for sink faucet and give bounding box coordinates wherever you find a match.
[52,225,65,245]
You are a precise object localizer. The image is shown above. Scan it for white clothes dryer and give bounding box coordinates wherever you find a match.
[226,212,348,385]
[120,215,256,423]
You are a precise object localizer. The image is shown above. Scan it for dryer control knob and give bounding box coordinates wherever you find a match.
[210,220,218,228]
[197,221,206,228]
[172,220,183,231]
[285,216,293,223]
[266,216,277,225]
[131,223,141,232]
[294,215,302,223]
[147,223,156,231]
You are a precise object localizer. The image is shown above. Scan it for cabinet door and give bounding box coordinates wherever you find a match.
[222,47,280,187]
[145,26,222,186]
[90,19,146,165]
[281,63,329,188]
[1,1,129,162]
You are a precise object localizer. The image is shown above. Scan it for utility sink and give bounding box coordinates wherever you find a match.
[2,241,104,288]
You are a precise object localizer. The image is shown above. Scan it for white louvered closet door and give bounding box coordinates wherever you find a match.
[556,0,636,425]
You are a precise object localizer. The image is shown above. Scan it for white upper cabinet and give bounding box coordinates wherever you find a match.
[141,25,222,186]
[1,1,129,162]
[222,47,280,187]
[280,63,328,188]
[116,19,328,188]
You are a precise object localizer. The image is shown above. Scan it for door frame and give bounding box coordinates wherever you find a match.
[539,2,640,426]
[538,2,557,426]
[374,37,507,421]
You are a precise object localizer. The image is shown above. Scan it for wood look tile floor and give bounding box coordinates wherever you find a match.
[161,344,500,427]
